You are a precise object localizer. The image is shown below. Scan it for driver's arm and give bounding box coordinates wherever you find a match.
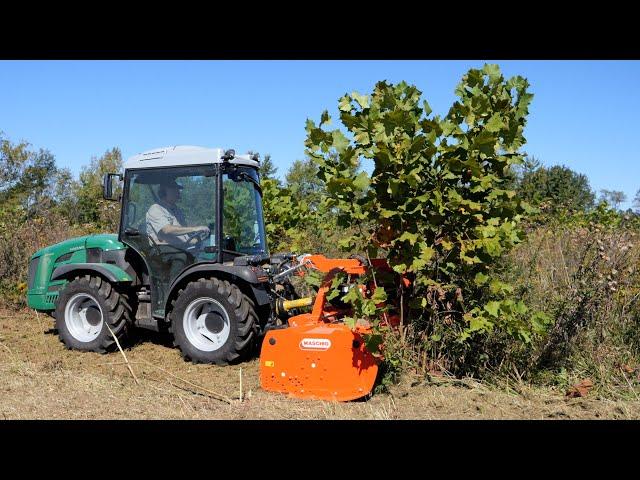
[160,224,208,236]
[147,204,209,242]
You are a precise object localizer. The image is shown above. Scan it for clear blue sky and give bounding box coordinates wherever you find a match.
[1,60,639,208]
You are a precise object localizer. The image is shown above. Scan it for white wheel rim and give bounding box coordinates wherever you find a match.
[183,297,231,352]
[64,293,104,343]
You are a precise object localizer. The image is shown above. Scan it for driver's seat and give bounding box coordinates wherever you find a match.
[142,222,194,282]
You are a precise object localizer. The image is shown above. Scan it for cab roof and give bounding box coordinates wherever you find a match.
[123,146,260,170]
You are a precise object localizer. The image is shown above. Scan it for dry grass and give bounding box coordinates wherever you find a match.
[1,307,639,420]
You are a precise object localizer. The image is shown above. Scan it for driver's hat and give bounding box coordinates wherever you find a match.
[162,180,184,190]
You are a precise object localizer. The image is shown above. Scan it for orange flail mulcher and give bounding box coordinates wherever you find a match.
[259,255,403,402]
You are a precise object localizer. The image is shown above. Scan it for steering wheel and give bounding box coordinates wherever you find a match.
[185,227,211,251]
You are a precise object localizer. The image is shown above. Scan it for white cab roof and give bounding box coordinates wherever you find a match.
[124,146,260,170]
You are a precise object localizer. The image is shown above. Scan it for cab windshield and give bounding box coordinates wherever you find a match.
[223,166,268,256]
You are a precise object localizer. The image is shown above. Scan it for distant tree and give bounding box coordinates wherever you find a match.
[247,150,278,182]
[53,167,80,222]
[260,153,278,181]
[0,132,30,194]
[633,189,640,213]
[75,147,123,229]
[16,149,57,214]
[285,158,324,210]
[0,133,59,216]
[517,162,595,214]
[599,189,627,210]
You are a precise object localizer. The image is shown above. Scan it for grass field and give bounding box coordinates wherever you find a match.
[1,307,639,420]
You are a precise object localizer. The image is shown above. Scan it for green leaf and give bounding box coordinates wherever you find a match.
[353,171,370,190]
[332,130,349,153]
[513,301,528,315]
[469,315,490,332]
[423,100,432,116]
[392,263,407,274]
[338,236,356,249]
[485,113,504,132]
[440,239,454,251]
[364,334,383,355]
[419,244,435,262]
[320,110,331,126]
[371,287,387,303]
[482,63,502,83]
[351,92,370,109]
[473,130,497,155]
[362,299,378,316]
[343,317,357,329]
[342,285,361,304]
[398,231,419,245]
[354,130,370,145]
[474,272,489,286]
[303,269,324,288]
[338,95,352,112]
[484,301,501,318]
[440,120,458,136]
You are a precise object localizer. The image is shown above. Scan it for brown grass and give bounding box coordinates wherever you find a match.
[1,307,639,420]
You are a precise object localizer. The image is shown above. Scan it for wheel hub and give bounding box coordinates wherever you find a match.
[85,307,102,326]
[64,293,104,343]
[204,312,224,334]
[183,297,231,352]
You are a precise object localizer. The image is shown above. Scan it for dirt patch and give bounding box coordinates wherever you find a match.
[1,307,638,420]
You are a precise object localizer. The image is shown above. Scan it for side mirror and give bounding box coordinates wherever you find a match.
[103,173,123,201]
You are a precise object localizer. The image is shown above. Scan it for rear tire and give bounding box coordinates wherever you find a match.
[169,277,257,365]
[55,275,132,353]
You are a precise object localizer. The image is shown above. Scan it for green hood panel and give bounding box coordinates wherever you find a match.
[27,233,128,312]
[85,234,126,251]
[31,234,125,261]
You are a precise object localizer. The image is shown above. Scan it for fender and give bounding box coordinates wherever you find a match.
[50,263,133,283]
[166,262,271,312]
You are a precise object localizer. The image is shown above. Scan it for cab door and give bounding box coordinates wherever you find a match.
[120,165,217,317]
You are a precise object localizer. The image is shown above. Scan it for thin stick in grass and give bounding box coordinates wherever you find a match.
[136,359,232,404]
[33,309,50,355]
[93,359,232,404]
[621,370,640,401]
[104,322,139,385]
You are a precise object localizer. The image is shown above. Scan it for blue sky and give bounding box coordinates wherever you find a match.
[1,60,639,208]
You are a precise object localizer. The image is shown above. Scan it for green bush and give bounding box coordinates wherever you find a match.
[305,64,552,377]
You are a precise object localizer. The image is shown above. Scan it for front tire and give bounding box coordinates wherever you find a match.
[55,275,132,353]
[169,277,257,365]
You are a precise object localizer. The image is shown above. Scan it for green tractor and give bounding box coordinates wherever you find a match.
[26,146,294,365]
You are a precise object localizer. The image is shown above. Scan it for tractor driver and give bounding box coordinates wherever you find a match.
[146,180,211,250]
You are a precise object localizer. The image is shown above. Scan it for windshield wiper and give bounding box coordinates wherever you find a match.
[237,172,262,194]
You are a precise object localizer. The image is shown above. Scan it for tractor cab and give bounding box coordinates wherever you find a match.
[105,146,269,318]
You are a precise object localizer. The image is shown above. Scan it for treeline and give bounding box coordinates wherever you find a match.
[2,130,638,261]
[1,133,123,230]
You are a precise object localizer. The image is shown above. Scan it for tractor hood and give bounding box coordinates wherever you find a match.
[30,234,126,260]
